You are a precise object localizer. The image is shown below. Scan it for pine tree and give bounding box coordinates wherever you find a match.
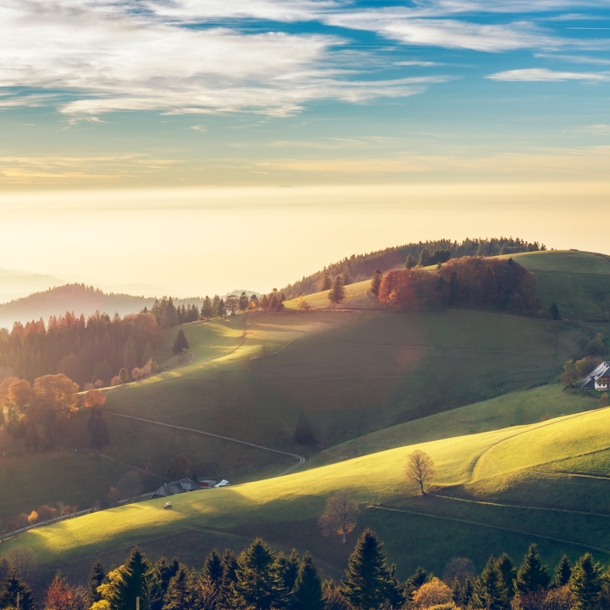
[472,556,509,610]
[231,538,284,610]
[106,546,152,610]
[277,549,300,593]
[202,296,213,320]
[328,275,346,305]
[292,552,324,610]
[218,549,239,609]
[569,553,603,610]
[212,295,221,317]
[217,299,225,318]
[370,269,383,296]
[203,549,224,590]
[164,565,198,610]
[515,544,550,596]
[405,254,416,269]
[418,248,431,267]
[451,578,462,606]
[150,557,180,610]
[172,329,189,355]
[341,529,399,610]
[496,553,516,599]
[88,558,106,605]
[554,555,572,587]
[462,576,474,607]
[0,569,36,610]
[404,567,429,604]
[320,271,332,291]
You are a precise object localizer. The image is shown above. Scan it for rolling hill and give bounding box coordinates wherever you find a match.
[285,249,610,321]
[6,404,610,587]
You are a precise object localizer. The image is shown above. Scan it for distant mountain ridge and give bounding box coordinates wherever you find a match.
[0,284,204,329]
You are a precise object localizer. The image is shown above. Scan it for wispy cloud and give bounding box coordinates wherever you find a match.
[488,68,610,81]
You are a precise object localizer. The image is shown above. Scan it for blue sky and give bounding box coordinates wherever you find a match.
[1,0,609,188]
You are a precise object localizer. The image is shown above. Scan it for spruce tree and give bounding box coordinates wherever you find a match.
[106,546,152,610]
[462,576,474,607]
[404,567,429,604]
[515,544,550,596]
[218,549,239,609]
[202,296,213,320]
[418,248,431,267]
[496,553,516,599]
[277,549,300,593]
[321,271,332,291]
[555,555,572,587]
[150,557,179,610]
[291,552,324,610]
[328,275,346,305]
[164,565,198,610]
[370,269,383,296]
[87,408,110,450]
[569,553,603,610]
[341,529,398,610]
[217,299,225,318]
[471,556,509,610]
[451,578,462,606]
[203,549,224,590]
[88,558,106,605]
[172,329,189,355]
[232,538,284,610]
[0,569,36,610]
[405,254,416,269]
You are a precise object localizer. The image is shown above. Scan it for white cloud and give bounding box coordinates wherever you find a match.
[0,0,450,117]
[487,68,610,81]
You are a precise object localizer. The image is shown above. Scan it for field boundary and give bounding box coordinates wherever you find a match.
[104,411,305,477]
[370,505,610,555]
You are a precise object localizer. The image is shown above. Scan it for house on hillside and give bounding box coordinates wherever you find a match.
[151,478,201,499]
[581,361,610,391]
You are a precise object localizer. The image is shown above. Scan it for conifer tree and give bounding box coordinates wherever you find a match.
[203,549,224,590]
[218,549,239,609]
[106,547,152,610]
[554,555,572,587]
[515,544,550,596]
[239,292,249,312]
[370,269,383,296]
[87,408,110,450]
[471,556,509,610]
[292,552,324,610]
[405,254,416,269]
[341,529,399,610]
[0,568,36,610]
[232,538,284,610]
[496,553,516,599]
[164,565,198,610]
[451,578,462,606]
[217,299,225,318]
[462,576,474,607]
[277,549,300,593]
[328,275,346,305]
[569,553,603,610]
[201,296,213,320]
[404,567,429,604]
[320,271,332,291]
[418,248,431,267]
[149,557,179,610]
[212,295,221,317]
[172,329,189,355]
[88,558,106,605]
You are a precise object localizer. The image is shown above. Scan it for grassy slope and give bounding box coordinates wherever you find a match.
[319,384,599,462]
[285,249,610,320]
[7,406,610,581]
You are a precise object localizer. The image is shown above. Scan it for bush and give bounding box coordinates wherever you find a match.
[110,376,122,387]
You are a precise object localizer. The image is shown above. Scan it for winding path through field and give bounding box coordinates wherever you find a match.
[104,411,306,477]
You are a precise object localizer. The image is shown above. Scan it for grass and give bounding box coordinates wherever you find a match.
[285,249,610,321]
[7,405,610,580]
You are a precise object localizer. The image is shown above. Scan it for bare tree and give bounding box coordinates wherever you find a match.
[405,450,436,495]
[318,490,359,544]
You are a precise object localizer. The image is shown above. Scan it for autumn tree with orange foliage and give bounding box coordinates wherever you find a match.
[378,256,537,313]
[44,572,88,610]
[82,389,106,409]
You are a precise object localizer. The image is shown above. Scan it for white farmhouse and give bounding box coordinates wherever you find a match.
[581,361,610,391]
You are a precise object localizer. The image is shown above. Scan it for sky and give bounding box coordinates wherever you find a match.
[0,0,609,295]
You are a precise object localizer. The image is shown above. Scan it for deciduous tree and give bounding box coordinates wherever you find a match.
[406,450,436,495]
[318,491,359,544]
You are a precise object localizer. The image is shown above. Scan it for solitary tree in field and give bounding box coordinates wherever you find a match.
[172,329,189,355]
[550,302,560,320]
[328,275,346,305]
[318,490,359,544]
[405,450,436,495]
[405,254,416,269]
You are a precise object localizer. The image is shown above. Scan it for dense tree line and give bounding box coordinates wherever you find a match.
[378,257,538,313]
[282,237,546,298]
[0,312,159,388]
[3,535,609,610]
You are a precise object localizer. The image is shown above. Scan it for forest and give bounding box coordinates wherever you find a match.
[282,237,546,299]
[378,257,539,313]
[0,531,604,610]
